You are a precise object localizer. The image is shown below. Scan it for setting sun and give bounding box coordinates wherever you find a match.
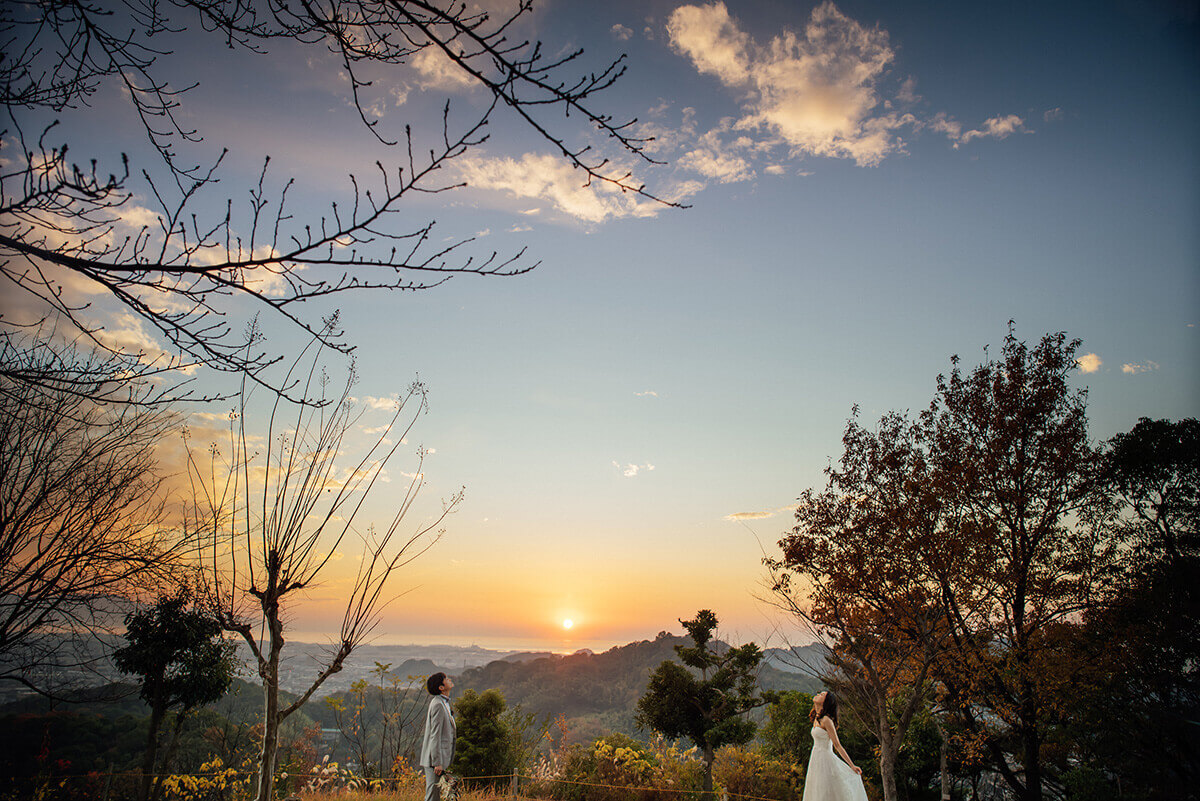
[562,618,574,630]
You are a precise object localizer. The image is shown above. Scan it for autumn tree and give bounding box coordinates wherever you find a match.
[770,328,1121,801]
[0,335,183,695]
[1,0,675,403]
[113,590,237,801]
[767,411,950,801]
[636,610,766,799]
[921,328,1111,801]
[187,342,461,801]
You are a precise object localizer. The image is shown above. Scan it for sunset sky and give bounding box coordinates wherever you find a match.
[15,0,1198,653]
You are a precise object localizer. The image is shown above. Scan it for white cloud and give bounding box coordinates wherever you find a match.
[1122,361,1159,375]
[190,411,234,422]
[1076,353,1102,373]
[957,114,1027,145]
[94,312,189,371]
[474,228,491,237]
[507,224,533,233]
[457,152,699,223]
[412,46,476,91]
[1043,107,1064,122]
[635,390,659,397]
[896,76,920,104]
[667,2,1026,171]
[723,505,795,521]
[611,23,634,41]
[678,126,755,182]
[668,1,902,166]
[764,164,786,175]
[724,510,774,520]
[613,460,656,478]
[359,395,400,410]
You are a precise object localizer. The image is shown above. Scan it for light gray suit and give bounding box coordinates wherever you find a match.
[420,694,456,801]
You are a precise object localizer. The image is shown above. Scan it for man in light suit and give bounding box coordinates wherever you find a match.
[420,672,456,801]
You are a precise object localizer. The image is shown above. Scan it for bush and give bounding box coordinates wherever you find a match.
[714,746,803,801]
[452,689,515,785]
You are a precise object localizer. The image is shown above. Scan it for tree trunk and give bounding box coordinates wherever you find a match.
[139,685,166,801]
[932,716,951,801]
[1022,725,1042,801]
[702,744,715,801]
[255,654,279,801]
[255,605,284,801]
[878,733,899,801]
[150,713,187,801]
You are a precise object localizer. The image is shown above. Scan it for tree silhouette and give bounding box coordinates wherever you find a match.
[113,590,237,801]
[1068,418,1200,798]
[0,335,183,695]
[636,610,766,799]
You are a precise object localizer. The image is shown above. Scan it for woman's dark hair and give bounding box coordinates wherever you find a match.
[808,690,840,725]
[426,672,446,695]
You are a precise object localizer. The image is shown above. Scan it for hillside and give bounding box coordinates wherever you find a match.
[452,632,824,743]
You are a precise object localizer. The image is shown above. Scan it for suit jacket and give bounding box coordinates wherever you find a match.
[420,694,456,769]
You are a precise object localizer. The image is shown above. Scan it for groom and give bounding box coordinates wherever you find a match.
[420,672,456,801]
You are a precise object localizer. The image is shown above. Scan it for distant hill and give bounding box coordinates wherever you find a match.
[0,677,300,727]
[498,651,562,663]
[453,632,823,743]
[762,643,831,675]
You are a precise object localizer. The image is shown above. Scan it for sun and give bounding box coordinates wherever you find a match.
[561,618,574,630]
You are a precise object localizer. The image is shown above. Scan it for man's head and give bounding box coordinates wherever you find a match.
[427,672,451,695]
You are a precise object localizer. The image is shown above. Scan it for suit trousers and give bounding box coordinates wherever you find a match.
[424,767,440,801]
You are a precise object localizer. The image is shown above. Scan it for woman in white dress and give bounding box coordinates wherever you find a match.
[802,690,868,801]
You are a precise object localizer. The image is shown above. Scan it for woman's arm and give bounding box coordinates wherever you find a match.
[822,719,863,775]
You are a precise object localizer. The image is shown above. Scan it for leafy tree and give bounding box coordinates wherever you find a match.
[768,327,1121,801]
[1067,418,1200,799]
[635,610,767,799]
[767,410,948,801]
[1104,417,1199,560]
[921,328,1112,801]
[760,690,815,767]
[323,679,373,776]
[451,689,514,783]
[503,703,553,780]
[113,591,237,801]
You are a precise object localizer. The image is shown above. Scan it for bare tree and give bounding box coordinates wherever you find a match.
[0,333,184,695]
[2,0,676,402]
[186,335,461,801]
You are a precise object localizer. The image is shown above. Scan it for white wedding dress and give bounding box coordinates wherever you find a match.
[802,724,868,801]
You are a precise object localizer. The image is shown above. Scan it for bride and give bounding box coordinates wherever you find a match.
[802,690,868,801]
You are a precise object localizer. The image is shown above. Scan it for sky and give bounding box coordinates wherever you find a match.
[8,0,1199,653]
